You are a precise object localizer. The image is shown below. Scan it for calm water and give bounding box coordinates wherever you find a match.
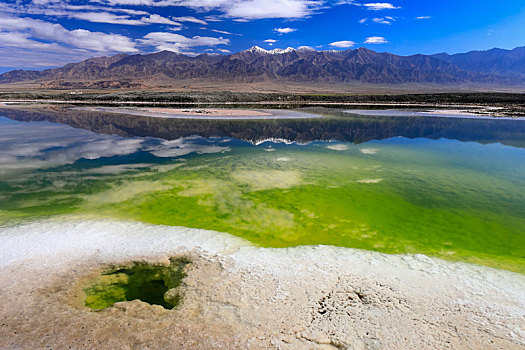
[1,107,524,273]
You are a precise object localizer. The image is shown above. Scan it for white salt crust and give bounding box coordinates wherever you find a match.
[0,217,524,349]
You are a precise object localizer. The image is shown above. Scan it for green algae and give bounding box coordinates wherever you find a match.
[84,258,189,310]
[0,135,524,274]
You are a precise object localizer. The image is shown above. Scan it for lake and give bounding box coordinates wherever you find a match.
[1,107,524,273]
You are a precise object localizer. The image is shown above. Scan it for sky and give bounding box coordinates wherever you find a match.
[0,0,525,72]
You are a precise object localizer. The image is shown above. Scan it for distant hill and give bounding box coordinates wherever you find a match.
[1,46,523,89]
[432,47,525,79]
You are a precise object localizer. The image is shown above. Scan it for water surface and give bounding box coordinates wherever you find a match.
[0,107,523,273]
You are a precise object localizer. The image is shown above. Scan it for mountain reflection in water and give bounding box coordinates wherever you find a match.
[1,106,524,147]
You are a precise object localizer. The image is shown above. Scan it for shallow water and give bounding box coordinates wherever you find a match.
[0,108,524,273]
[84,259,188,310]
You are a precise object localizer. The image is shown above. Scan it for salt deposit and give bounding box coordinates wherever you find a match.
[75,107,323,120]
[0,218,524,349]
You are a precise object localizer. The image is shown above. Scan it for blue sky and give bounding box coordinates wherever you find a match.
[0,0,525,72]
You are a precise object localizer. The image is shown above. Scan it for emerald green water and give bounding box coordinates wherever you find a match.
[84,259,188,310]
[0,112,524,273]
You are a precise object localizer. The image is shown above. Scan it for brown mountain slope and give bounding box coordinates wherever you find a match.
[1,46,522,88]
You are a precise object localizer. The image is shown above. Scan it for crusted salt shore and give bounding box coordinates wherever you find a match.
[75,107,323,120]
[0,218,524,349]
[344,108,525,120]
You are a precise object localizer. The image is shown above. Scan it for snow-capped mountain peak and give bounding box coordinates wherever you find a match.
[244,46,296,54]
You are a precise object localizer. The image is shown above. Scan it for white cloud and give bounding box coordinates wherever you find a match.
[298,45,314,50]
[0,32,62,51]
[172,16,208,25]
[372,17,391,25]
[141,14,181,25]
[416,16,431,20]
[204,15,223,22]
[0,16,138,52]
[226,0,313,19]
[364,3,400,10]
[2,0,341,24]
[372,16,396,25]
[329,40,355,48]
[211,29,233,35]
[64,12,180,26]
[31,0,62,4]
[274,27,297,34]
[97,0,323,20]
[217,48,230,53]
[364,36,388,44]
[264,38,277,46]
[0,2,179,26]
[141,32,230,53]
[67,12,147,25]
[0,15,138,67]
[0,46,94,68]
[358,18,367,24]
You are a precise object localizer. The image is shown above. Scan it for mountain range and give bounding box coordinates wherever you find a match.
[1,46,524,89]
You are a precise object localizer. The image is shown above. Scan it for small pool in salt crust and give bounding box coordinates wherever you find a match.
[83,258,189,310]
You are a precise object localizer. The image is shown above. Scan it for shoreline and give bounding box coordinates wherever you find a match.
[2,102,524,120]
[72,106,324,120]
[344,108,525,120]
[1,218,524,349]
